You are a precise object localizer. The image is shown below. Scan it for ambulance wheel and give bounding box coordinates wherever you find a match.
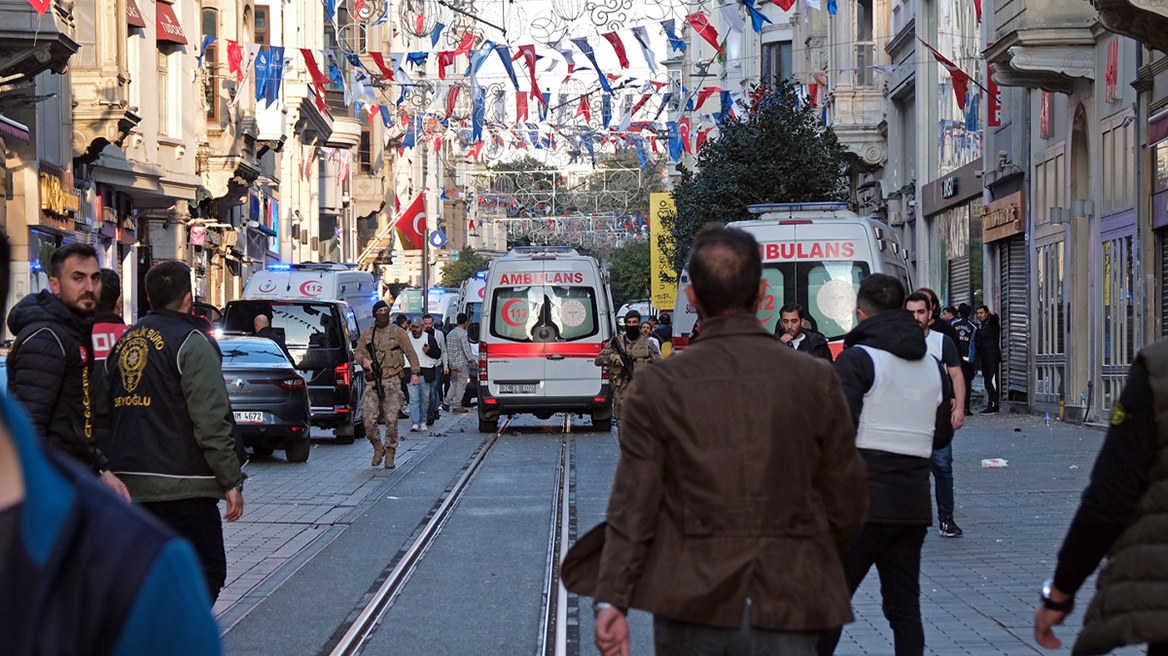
[285,441,311,463]
[591,416,612,432]
[335,422,356,445]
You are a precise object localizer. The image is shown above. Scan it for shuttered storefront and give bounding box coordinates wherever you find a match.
[1000,236,1029,400]
[948,256,971,307]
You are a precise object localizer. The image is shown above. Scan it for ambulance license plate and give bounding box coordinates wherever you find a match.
[499,384,537,394]
[234,411,264,424]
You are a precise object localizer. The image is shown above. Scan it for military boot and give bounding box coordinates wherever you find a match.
[369,436,385,467]
[384,445,396,469]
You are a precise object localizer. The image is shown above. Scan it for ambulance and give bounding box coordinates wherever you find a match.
[456,272,487,329]
[476,246,615,432]
[243,263,378,332]
[672,202,913,357]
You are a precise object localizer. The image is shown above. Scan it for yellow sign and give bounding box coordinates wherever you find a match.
[649,193,677,310]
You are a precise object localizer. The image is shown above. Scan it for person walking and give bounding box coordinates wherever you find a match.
[443,313,475,414]
[354,301,419,469]
[950,303,977,415]
[395,314,411,418]
[640,321,661,351]
[90,268,129,452]
[102,261,244,603]
[1033,339,1168,655]
[907,291,966,539]
[819,274,946,656]
[777,302,833,360]
[6,244,129,502]
[975,305,1002,414]
[422,314,447,425]
[576,226,868,656]
[406,317,441,432]
[594,310,660,432]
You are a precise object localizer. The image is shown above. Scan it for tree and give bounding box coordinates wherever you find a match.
[439,248,491,288]
[661,80,849,275]
[608,241,651,308]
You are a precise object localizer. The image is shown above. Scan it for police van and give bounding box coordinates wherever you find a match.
[477,246,614,432]
[673,202,912,358]
[243,263,378,332]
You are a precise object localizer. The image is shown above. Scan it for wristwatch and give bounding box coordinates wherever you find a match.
[592,601,624,617]
[1040,578,1074,614]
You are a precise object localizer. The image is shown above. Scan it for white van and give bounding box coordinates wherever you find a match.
[457,274,487,329]
[672,202,912,357]
[477,246,615,432]
[243,264,379,332]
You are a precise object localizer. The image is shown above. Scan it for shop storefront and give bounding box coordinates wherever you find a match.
[1152,122,1168,338]
[921,159,984,307]
[982,191,1028,403]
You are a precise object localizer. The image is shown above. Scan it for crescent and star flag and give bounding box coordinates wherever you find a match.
[395,193,426,250]
[920,40,970,110]
[687,13,726,56]
[27,0,49,16]
[601,32,630,69]
[513,45,542,100]
[227,40,244,79]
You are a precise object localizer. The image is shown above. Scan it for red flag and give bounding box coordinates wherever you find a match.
[602,32,630,69]
[228,40,244,79]
[696,127,714,151]
[650,80,668,92]
[455,32,476,54]
[576,96,591,122]
[512,45,542,101]
[693,86,725,112]
[354,0,365,19]
[921,41,969,110]
[369,52,395,81]
[367,104,380,125]
[517,92,529,122]
[437,51,457,80]
[445,85,461,119]
[679,118,692,153]
[776,0,796,9]
[973,0,982,22]
[415,14,425,37]
[300,49,330,90]
[808,83,818,105]
[395,193,426,249]
[26,0,49,16]
[687,13,725,56]
[632,93,653,116]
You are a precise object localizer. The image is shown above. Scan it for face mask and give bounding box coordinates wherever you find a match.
[375,314,389,326]
[625,325,641,340]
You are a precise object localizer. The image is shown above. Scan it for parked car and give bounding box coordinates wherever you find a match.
[221,298,366,444]
[220,335,312,462]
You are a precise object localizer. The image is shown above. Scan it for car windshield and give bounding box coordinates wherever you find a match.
[224,302,341,348]
[465,302,481,325]
[756,261,871,340]
[489,286,598,342]
[221,339,293,365]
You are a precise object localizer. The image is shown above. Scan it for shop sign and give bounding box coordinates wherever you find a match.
[982,191,1026,242]
[941,176,958,199]
[38,163,79,231]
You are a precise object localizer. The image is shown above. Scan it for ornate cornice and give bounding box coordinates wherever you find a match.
[984,27,1096,93]
[1092,0,1168,54]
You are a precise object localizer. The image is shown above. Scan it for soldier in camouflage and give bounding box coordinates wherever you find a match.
[594,310,661,432]
[355,301,420,469]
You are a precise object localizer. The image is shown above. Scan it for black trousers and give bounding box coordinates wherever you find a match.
[981,353,1002,408]
[1150,644,1168,655]
[142,497,227,602]
[960,361,975,411]
[818,523,928,656]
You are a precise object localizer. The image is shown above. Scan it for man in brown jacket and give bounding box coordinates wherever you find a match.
[592,225,869,656]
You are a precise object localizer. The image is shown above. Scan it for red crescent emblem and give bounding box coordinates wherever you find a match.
[501,299,528,327]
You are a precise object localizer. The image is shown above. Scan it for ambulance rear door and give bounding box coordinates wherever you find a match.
[540,260,604,399]
[485,264,549,399]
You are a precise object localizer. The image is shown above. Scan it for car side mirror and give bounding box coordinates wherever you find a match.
[468,322,480,343]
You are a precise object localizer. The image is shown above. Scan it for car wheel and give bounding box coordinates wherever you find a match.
[334,422,356,445]
[354,418,366,440]
[285,440,310,463]
[591,416,612,432]
[251,445,275,457]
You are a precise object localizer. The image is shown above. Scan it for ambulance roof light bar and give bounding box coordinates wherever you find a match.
[747,202,854,216]
[509,246,580,257]
[265,263,354,271]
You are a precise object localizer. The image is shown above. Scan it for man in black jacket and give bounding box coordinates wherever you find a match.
[777,302,833,360]
[90,268,128,448]
[975,305,1002,414]
[819,274,944,656]
[6,244,129,502]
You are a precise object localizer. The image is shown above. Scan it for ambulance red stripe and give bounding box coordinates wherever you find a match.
[487,342,603,357]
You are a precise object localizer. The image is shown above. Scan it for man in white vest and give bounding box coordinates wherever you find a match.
[818,274,944,656]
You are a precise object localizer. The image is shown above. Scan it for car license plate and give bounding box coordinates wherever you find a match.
[234,411,264,424]
[499,384,537,394]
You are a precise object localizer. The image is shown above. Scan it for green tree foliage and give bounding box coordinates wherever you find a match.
[661,81,848,275]
[439,248,491,288]
[608,241,651,308]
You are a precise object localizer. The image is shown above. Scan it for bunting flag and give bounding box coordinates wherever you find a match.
[619,94,634,131]
[805,0,821,10]
[227,40,244,79]
[662,20,687,52]
[920,39,971,110]
[870,64,901,75]
[739,0,773,33]
[454,32,476,54]
[197,36,217,68]
[538,92,551,121]
[828,0,837,12]
[472,87,486,141]
[264,47,285,108]
[254,49,270,103]
[553,40,577,73]
[369,52,395,81]
[232,44,262,106]
[493,45,521,91]
[325,0,336,28]
[415,14,425,36]
[430,22,446,47]
[576,96,591,122]
[354,0,365,19]
[325,51,344,88]
[719,3,746,33]
[601,94,612,128]
[366,103,380,125]
[516,92,528,122]
[601,32,630,69]
[973,0,982,22]
[687,13,726,56]
[694,86,725,112]
[776,0,796,10]
[27,0,49,16]
[395,193,426,250]
[513,45,542,101]
[467,40,494,91]
[406,52,428,67]
[349,68,376,105]
[696,127,714,151]
[680,119,692,153]
[445,85,461,119]
[630,26,659,74]
[653,92,673,121]
[437,51,457,79]
[631,92,653,116]
[571,38,613,93]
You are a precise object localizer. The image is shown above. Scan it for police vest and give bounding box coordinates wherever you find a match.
[104,311,216,479]
[623,335,654,364]
[854,345,942,459]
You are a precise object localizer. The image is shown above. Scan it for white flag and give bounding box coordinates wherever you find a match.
[232,43,262,106]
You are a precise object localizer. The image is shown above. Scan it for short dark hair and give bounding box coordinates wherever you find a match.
[905,291,932,311]
[977,305,990,314]
[856,274,905,316]
[915,287,941,313]
[778,302,805,320]
[97,268,121,314]
[145,261,192,310]
[659,313,671,325]
[456,312,468,325]
[50,243,98,279]
[422,313,434,321]
[943,306,958,317]
[686,225,762,316]
[394,314,408,326]
[624,309,641,322]
[957,303,972,318]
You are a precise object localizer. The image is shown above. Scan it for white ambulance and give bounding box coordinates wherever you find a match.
[243,263,379,332]
[672,202,912,358]
[477,246,615,432]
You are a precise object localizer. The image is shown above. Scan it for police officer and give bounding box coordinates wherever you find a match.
[355,301,420,469]
[595,310,661,432]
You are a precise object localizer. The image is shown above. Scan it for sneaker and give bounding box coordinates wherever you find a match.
[441,403,450,412]
[410,424,420,432]
[980,406,999,415]
[939,519,964,538]
[420,423,428,431]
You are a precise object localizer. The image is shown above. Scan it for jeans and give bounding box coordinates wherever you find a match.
[409,373,434,425]
[818,523,928,656]
[427,368,444,418]
[656,600,818,656]
[930,443,954,521]
[142,497,226,602]
[981,353,1001,408]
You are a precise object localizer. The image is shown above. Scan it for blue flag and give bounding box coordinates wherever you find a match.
[325,0,336,27]
[539,93,550,121]
[570,38,612,93]
[654,93,673,121]
[493,45,521,91]
[196,35,217,68]
[662,20,686,52]
[828,0,837,13]
[472,87,486,142]
[738,0,773,33]
[601,94,612,128]
[254,49,270,103]
[381,105,392,128]
[431,22,446,47]
[264,46,285,108]
[344,52,365,70]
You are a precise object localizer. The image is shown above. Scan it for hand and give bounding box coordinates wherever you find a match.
[1034,606,1067,649]
[225,488,244,521]
[610,353,622,365]
[779,333,794,344]
[99,470,131,503]
[595,607,630,656]
[951,400,965,430]
[444,366,449,375]
[423,344,431,352]
[360,357,372,370]
[411,374,421,386]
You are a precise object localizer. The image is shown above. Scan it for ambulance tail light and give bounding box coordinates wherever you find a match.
[479,343,488,382]
[778,220,813,225]
[335,362,351,387]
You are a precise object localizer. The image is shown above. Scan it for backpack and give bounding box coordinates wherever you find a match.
[933,357,956,450]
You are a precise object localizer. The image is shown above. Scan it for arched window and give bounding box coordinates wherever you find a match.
[202,7,219,122]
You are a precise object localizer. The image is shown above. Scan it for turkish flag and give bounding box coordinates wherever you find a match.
[602,32,630,69]
[576,96,591,122]
[27,0,49,16]
[922,41,970,110]
[228,40,244,80]
[395,193,426,250]
[687,13,725,56]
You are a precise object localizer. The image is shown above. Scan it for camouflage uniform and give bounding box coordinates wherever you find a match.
[595,333,660,431]
[355,322,419,468]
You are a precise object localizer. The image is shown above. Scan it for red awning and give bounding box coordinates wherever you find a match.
[156,2,187,44]
[126,0,146,27]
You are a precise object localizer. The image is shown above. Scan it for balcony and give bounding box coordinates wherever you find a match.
[983,0,1097,93]
[1090,0,1168,53]
[0,0,77,83]
[72,0,135,159]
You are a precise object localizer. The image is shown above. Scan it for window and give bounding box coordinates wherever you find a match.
[158,48,171,135]
[761,41,792,87]
[359,128,373,173]
[255,6,268,49]
[490,286,599,342]
[1035,240,1065,403]
[223,302,342,348]
[757,261,871,340]
[221,339,294,365]
[1034,152,1065,225]
[855,0,874,86]
[202,7,219,122]
[1102,117,1135,214]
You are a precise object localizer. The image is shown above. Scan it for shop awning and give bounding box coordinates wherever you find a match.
[156,2,187,44]
[1152,109,1168,146]
[250,222,277,238]
[127,0,146,28]
[0,115,30,143]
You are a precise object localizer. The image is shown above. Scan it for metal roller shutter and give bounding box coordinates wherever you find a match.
[1001,237,1028,398]
[948,257,971,307]
[1161,230,1168,337]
